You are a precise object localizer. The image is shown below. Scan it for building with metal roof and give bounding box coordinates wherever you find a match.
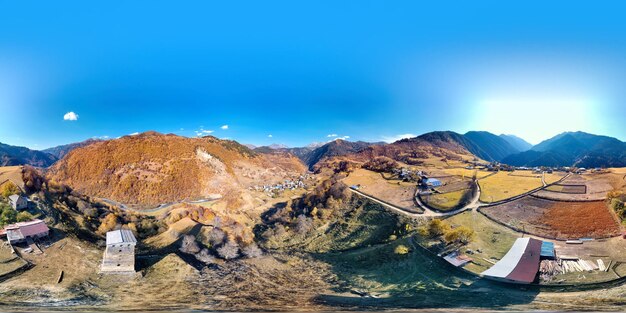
[423,178,442,187]
[540,241,556,259]
[0,219,49,244]
[8,194,27,210]
[101,229,137,273]
[481,237,542,284]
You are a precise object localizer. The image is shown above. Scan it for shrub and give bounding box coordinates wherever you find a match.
[16,211,34,222]
[217,240,240,260]
[428,219,450,237]
[444,226,475,244]
[294,214,313,235]
[97,213,118,235]
[242,243,263,258]
[394,244,410,255]
[195,248,216,264]
[206,228,226,247]
[0,182,20,198]
[0,203,17,228]
[180,235,201,254]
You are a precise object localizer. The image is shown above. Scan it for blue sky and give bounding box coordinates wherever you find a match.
[1,1,626,149]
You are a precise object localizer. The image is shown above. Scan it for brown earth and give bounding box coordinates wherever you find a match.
[481,196,621,239]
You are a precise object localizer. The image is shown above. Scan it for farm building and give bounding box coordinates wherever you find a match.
[540,241,556,259]
[481,237,542,284]
[101,229,137,273]
[0,219,49,244]
[8,194,27,210]
[422,178,442,187]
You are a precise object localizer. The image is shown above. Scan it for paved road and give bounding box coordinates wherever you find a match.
[350,179,481,218]
[351,172,570,219]
[99,197,221,214]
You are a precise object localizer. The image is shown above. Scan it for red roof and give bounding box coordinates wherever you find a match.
[1,219,49,237]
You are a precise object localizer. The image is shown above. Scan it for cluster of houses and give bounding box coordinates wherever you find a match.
[250,174,312,196]
[2,191,138,275]
[393,167,423,182]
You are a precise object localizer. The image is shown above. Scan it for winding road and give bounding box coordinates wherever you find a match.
[349,172,571,219]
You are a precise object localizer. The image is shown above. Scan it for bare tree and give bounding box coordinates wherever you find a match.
[195,248,216,264]
[294,214,313,235]
[180,235,201,254]
[242,243,263,258]
[217,240,240,260]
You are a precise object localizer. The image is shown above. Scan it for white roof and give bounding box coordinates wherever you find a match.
[8,194,21,202]
[482,238,529,278]
[106,229,137,245]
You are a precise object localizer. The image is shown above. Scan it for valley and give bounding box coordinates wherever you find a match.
[0,130,626,311]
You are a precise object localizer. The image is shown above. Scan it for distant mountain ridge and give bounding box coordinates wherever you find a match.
[0,142,57,167]
[499,134,533,152]
[42,138,103,159]
[255,139,378,170]
[502,131,626,167]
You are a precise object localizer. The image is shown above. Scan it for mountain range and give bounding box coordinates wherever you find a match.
[0,142,57,167]
[1,130,625,171]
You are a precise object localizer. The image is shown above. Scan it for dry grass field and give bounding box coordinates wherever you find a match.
[439,168,492,179]
[535,173,620,201]
[421,189,470,211]
[343,168,420,212]
[479,171,544,203]
[0,166,24,191]
[444,211,519,273]
[481,196,621,239]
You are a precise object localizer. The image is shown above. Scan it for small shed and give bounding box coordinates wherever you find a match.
[423,178,442,187]
[540,241,556,259]
[101,229,137,273]
[8,195,28,211]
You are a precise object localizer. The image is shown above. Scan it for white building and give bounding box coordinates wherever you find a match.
[101,229,137,273]
[8,195,28,210]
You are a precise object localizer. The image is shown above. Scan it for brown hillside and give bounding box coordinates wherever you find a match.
[314,135,476,171]
[47,132,306,206]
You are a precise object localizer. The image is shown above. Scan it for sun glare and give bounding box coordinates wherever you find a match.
[475,98,597,144]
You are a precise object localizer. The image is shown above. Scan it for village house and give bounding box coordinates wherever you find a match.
[0,219,49,245]
[101,229,137,273]
[8,194,28,211]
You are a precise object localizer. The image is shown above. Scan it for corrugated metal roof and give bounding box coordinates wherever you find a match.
[541,241,555,258]
[481,237,542,284]
[106,229,137,245]
[3,219,49,242]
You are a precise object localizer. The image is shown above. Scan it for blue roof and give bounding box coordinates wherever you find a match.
[424,178,442,185]
[540,241,555,258]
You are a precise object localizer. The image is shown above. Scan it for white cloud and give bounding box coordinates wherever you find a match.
[381,133,416,143]
[268,134,273,138]
[326,134,338,138]
[195,129,214,137]
[129,132,140,136]
[221,125,229,130]
[93,135,109,140]
[328,135,350,142]
[63,112,79,121]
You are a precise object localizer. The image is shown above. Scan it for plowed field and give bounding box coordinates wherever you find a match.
[481,196,621,239]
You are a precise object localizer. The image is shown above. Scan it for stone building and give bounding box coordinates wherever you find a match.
[101,229,137,273]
